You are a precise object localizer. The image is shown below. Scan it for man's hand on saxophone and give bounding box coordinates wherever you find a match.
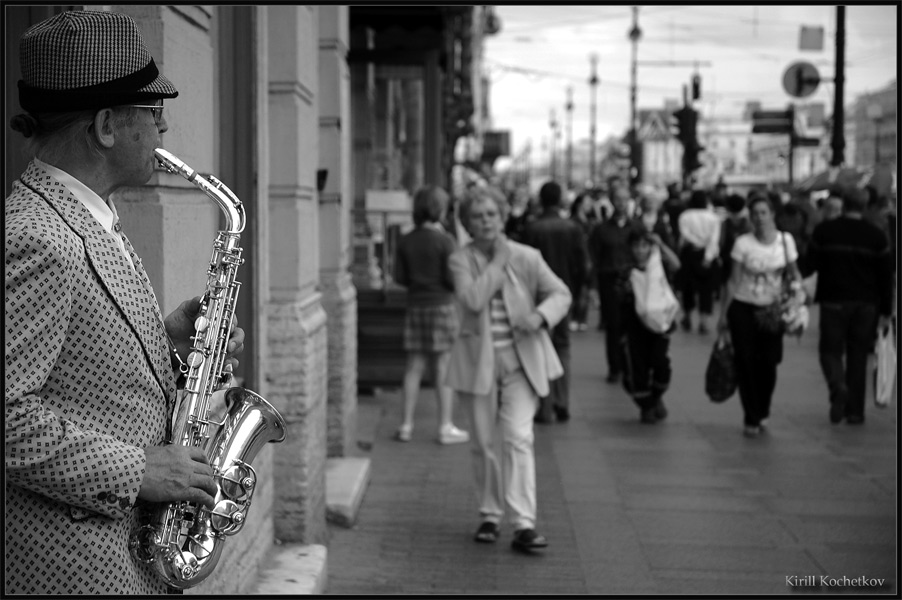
[138,446,219,509]
[164,295,247,377]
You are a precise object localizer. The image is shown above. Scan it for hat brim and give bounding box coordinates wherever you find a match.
[135,71,178,99]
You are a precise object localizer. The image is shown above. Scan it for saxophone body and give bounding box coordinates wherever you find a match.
[129,148,286,589]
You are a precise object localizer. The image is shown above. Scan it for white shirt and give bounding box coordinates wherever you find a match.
[730,231,798,306]
[678,208,722,263]
[35,158,135,272]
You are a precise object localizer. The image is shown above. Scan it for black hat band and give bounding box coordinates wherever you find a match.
[18,58,174,113]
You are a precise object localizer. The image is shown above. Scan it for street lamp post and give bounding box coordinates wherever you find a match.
[589,53,599,186]
[566,86,574,189]
[628,6,642,187]
[549,109,558,180]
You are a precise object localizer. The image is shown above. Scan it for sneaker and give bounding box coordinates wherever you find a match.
[680,316,691,332]
[394,424,412,442]
[743,425,762,438]
[553,406,570,422]
[829,399,845,424]
[438,424,469,445]
[653,398,668,421]
[640,409,658,424]
[568,321,579,332]
[511,528,548,551]
[394,424,413,442]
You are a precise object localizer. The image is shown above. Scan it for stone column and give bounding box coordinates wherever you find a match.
[265,4,329,545]
[318,6,358,458]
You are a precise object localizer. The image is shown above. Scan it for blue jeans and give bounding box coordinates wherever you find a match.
[818,302,879,419]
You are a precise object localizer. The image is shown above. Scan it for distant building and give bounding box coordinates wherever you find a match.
[851,79,897,171]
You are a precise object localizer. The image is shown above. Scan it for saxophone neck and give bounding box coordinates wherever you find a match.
[154,148,245,234]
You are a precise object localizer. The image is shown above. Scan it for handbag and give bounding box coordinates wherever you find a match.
[504,265,564,381]
[753,232,807,335]
[705,333,737,403]
[629,247,680,334]
[875,323,896,407]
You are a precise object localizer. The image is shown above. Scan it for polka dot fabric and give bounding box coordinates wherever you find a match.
[5,161,177,594]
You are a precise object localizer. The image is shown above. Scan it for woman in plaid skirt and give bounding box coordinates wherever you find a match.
[393,186,469,444]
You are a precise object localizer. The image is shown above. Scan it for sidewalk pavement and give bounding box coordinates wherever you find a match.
[325,305,897,595]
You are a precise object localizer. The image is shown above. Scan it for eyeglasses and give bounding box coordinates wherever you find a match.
[130,102,164,124]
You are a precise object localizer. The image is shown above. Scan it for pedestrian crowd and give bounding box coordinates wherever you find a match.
[389,172,895,553]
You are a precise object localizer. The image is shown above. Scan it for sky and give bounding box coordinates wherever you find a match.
[483,5,898,161]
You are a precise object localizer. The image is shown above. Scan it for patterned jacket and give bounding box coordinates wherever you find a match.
[5,161,176,594]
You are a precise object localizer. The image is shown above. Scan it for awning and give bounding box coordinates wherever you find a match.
[796,166,872,193]
[796,164,895,198]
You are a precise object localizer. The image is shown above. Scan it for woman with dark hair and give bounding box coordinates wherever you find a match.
[677,189,721,333]
[718,194,802,437]
[393,185,469,445]
[568,193,597,331]
[719,193,752,288]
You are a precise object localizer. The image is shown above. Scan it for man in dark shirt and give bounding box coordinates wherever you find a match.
[588,180,639,383]
[804,187,893,425]
[522,181,588,423]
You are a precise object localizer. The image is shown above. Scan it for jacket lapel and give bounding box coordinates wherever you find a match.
[20,163,176,404]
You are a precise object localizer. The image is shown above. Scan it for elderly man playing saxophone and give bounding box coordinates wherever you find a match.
[5,10,245,594]
[446,185,571,552]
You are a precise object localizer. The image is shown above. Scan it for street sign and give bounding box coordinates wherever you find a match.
[793,136,821,147]
[783,61,820,98]
[799,26,824,51]
[752,109,793,134]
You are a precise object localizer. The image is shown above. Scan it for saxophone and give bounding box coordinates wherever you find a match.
[129,148,287,589]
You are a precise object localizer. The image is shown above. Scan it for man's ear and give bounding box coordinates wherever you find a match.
[91,108,117,149]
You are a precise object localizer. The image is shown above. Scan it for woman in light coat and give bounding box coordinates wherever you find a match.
[446,186,571,552]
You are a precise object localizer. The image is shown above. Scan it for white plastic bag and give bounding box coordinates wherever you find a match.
[630,247,679,334]
[875,324,896,408]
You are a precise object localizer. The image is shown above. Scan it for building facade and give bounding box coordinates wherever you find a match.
[851,79,897,172]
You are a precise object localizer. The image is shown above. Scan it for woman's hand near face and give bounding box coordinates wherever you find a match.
[490,237,511,267]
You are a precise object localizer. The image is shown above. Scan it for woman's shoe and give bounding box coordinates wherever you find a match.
[438,424,469,445]
[511,528,548,551]
[394,424,412,442]
[474,521,500,543]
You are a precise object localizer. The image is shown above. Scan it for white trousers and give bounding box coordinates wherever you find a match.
[459,344,539,531]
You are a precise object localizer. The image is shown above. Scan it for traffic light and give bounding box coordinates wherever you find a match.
[673,106,704,173]
[691,74,701,101]
[673,107,698,148]
[683,141,703,173]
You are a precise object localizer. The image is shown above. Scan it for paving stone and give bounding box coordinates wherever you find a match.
[325,305,897,596]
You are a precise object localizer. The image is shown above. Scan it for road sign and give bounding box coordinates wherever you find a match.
[793,136,821,147]
[752,109,793,134]
[783,61,820,98]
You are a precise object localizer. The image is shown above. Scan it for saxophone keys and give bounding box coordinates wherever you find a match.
[210,499,245,535]
[194,315,210,332]
[186,351,205,368]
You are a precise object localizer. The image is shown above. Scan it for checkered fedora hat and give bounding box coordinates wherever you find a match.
[18,10,177,113]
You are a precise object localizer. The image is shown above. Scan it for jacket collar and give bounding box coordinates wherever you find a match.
[20,161,176,404]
